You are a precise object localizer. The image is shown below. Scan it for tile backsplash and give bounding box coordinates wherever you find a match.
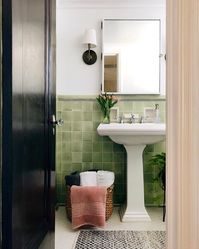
[56,95,166,206]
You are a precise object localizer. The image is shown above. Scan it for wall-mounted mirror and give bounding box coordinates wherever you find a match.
[102,19,162,94]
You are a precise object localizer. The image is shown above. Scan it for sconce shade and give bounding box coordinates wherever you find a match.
[83,28,97,48]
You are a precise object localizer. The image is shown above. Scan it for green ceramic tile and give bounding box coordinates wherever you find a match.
[56,174,62,185]
[92,133,103,142]
[83,141,92,152]
[93,152,102,163]
[82,162,93,171]
[83,112,92,121]
[93,102,101,112]
[56,96,166,206]
[56,111,62,120]
[56,101,62,111]
[82,152,92,162]
[102,136,111,142]
[72,121,82,131]
[72,132,82,141]
[93,112,102,122]
[83,132,92,141]
[93,142,102,152]
[113,143,125,152]
[82,102,93,111]
[61,122,71,132]
[61,101,72,111]
[72,141,82,152]
[62,132,71,141]
[114,162,126,174]
[119,102,133,112]
[103,153,113,162]
[61,111,72,121]
[82,121,93,131]
[93,121,100,131]
[71,102,82,111]
[61,152,72,162]
[61,163,72,172]
[71,163,82,172]
[72,111,82,121]
[56,132,62,141]
[72,152,82,163]
[61,142,71,153]
[62,175,69,186]
[113,153,125,163]
[56,161,61,173]
[103,142,113,152]
[56,142,61,152]
[56,184,62,195]
[102,162,113,171]
[56,153,61,165]
[92,163,103,170]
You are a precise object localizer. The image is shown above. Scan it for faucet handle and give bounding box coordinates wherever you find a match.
[131,114,136,123]
[140,116,144,123]
[120,114,124,123]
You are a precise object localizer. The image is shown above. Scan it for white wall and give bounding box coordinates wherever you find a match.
[56,0,166,95]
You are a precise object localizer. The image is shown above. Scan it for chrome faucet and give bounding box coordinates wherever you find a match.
[120,114,124,123]
[131,114,136,123]
[140,116,144,123]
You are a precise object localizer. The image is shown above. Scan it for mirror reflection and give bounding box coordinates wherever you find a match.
[102,19,161,94]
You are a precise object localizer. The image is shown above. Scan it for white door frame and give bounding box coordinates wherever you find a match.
[167,0,199,248]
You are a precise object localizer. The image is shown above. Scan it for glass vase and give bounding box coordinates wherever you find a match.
[102,109,110,124]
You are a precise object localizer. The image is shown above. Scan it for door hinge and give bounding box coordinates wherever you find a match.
[101,53,103,60]
[101,21,103,29]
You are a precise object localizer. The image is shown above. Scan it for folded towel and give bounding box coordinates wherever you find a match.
[80,171,97,186]
[65,173,80,187]
[97,171,115,187]
[71,186,107,229]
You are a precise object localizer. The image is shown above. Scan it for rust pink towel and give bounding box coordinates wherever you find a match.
[71,186,107,229]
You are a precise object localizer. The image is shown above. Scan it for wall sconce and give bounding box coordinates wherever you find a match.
[82,28,97,65]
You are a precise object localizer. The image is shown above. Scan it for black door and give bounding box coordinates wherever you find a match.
[2,0,56,248]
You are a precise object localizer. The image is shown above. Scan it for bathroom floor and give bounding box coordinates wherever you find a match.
[55,207,166,249]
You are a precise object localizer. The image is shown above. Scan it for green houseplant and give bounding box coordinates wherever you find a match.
[96,93,118,123]
[149,152,166,190]
[149,152,166,221]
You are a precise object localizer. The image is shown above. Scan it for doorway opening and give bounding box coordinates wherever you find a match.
[54,1,166,248]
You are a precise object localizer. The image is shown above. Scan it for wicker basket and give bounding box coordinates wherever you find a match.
[65,185,114,221]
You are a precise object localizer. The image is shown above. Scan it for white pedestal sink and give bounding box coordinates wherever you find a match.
[97,123,166,222]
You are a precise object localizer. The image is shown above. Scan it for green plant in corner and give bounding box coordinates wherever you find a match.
[149,152,166,190]
[96,93,118,123]
[149,152,166,221]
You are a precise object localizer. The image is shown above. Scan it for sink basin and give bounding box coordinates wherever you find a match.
[97,123,165,145]
[97,122,166,222]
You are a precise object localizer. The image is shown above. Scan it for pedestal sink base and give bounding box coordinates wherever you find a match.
[123,145,150,222]
[119,204,151,222]
[97,123,166,223]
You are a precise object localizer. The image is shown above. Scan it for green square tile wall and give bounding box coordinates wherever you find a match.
[56,95,166,206]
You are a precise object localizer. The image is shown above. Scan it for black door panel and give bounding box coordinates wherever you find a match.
[2,0,55,248]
